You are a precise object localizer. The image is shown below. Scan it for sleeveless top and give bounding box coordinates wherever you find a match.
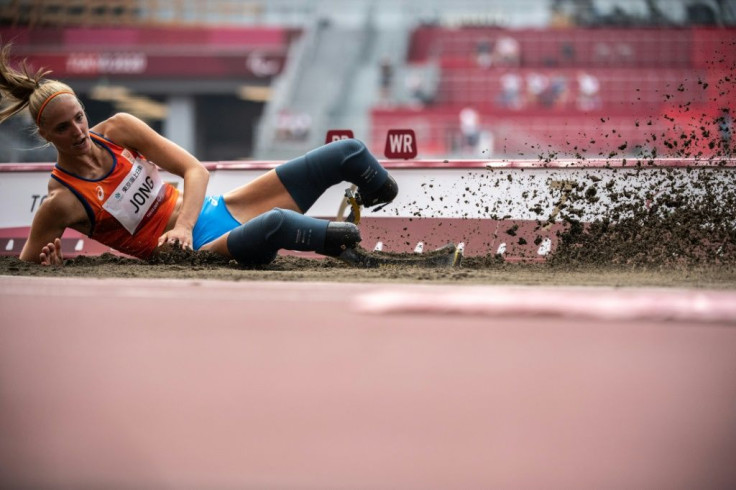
[51,132,179,259]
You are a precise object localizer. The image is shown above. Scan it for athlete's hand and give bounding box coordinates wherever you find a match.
[158,225,194,250]
[39,238,64,266]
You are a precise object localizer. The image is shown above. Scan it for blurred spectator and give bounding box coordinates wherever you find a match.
[457,107,494,157]
[576,72,601,111]
[405,69,434,107]
[593,41,633,66]
[460,107,480,150]
[540,74,569,108]
[497,72,524,110]
[475,38,493,69]
[378,56,394,106]
[459,107,481,155]
[526,72,550,107]
[492,35,521,67]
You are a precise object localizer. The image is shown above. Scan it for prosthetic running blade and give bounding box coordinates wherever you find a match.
[342,186,394,225]
[344,187,362,225]
[336,243,463,268]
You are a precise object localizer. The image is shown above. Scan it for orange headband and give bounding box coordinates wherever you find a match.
[36,90,74,125]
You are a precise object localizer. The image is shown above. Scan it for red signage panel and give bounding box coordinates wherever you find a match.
[17,52,285,78]
[384,129,418,159]
[325,130,354,144]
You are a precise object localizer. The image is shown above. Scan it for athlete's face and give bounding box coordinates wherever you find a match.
[38,95,91,155]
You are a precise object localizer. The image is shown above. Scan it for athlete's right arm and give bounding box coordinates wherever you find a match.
[19,184,87,265]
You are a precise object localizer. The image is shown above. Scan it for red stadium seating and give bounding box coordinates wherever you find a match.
[375,26,734,157]
[434,67,707,109]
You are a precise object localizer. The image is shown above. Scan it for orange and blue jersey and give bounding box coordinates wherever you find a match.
[50,132,179,259]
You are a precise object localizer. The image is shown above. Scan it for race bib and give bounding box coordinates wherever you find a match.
[102,158,165,234]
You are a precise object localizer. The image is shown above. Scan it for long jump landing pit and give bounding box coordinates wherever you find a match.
[1,275,735,489]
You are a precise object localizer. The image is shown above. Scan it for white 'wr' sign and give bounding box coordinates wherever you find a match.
[384,129,417,159]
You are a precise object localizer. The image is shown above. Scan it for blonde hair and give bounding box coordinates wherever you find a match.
[0,42,76,126]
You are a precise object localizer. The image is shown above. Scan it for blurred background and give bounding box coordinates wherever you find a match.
[0,0,734,163]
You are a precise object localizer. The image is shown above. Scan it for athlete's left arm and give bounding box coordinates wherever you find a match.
[98,113,209,249]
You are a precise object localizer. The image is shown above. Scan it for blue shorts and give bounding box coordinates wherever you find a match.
[192,195,241,250]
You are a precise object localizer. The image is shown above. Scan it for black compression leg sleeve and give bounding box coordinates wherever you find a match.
[226,208,329,266]
[274,139,389,212]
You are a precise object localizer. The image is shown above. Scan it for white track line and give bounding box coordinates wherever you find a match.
[353,286,736,324]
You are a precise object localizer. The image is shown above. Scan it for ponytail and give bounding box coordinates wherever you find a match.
[0,42,75,126]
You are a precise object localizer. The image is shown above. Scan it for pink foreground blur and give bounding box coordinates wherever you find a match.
[1,276,735,489]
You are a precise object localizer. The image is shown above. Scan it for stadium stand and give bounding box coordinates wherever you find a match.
[372,24,735,158]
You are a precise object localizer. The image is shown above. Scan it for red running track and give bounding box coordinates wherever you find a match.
[1,276,736,489]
